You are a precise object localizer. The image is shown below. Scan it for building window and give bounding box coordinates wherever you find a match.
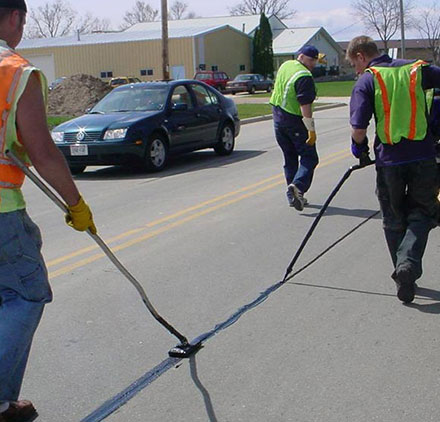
[141,69,154,76]
[100,71,113,78]
[239,64,246,71]
[211,65,218,71]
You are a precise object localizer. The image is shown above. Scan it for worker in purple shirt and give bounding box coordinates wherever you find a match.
[270,45,324,211]
[347,35,440,304]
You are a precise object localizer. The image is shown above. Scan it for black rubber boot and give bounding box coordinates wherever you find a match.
[392,268,416,304]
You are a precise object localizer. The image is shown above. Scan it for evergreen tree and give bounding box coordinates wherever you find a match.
[253,13,274,78]
[252,26,261,74]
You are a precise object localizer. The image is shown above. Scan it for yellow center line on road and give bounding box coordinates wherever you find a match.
[47,150,349,268]
[48,179,284,279]
[47,149,351,278]
[46,175,285,267]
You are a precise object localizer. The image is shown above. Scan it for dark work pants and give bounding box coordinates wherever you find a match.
[376,159,439,280]
[0,210,52,403]
[274,124,319,193]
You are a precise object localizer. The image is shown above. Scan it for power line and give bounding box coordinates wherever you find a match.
[330,20,362,37]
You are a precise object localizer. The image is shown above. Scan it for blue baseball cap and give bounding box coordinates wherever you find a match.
[298,45,319,59]
[0,0,27,11]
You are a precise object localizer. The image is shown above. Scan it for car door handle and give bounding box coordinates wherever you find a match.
[177,125,186,131]
[195,113,201,118]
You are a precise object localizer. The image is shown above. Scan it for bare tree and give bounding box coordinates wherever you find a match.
[170,1,188,20]
[229,0,296,20]
[121,1,159,29]
[351,0,413,51]
[27,0,76,38]
[77,13,111,34]
[414,2,440,65]
[24,1,113,38]
[186,11,198,19]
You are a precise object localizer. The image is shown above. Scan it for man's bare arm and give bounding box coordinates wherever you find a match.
[300,103,312,119]
[351,128,368,144]
[16,72,80,206]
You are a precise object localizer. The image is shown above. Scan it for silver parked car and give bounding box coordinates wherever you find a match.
[226,73,273,95]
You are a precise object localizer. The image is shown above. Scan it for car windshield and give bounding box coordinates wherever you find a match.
[110,78,127,86]
[234,75,253,81]
[195,73,211,80]
[91,86,169,113]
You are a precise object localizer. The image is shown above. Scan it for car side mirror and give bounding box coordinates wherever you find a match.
[172,103,188,111]
[85,107,91,113]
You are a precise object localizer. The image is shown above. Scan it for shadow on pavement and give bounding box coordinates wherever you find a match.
[189,355,219,422]
[405,287,440,314]
[73,150,266,181]
[286,281,396,298]
[288,282,440,310]
[301,204,381,219]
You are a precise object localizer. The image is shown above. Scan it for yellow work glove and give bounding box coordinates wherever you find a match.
[303,117,317,146]
[65,196,97,234]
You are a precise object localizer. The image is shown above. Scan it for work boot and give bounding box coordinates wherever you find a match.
[286,186,294,207]
[392,268,416,304]
[0,401,38,422]
[286,190,308,207]
[287,184,306,211]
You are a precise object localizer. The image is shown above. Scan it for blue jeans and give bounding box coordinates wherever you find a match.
[0,210,52,403]
[376,159,439,280]
[274,124,319,193]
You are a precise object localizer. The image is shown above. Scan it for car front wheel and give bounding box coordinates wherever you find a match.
[214,123,235,155]
[267,85,272,92]
[145,134,168,171]
[69,165,86,175]
[249,85,256,94]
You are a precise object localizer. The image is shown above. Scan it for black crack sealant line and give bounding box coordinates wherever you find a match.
[6,150,201,359]
[9,150,376,421]
[80,159,378,422]
[80,217,379,422]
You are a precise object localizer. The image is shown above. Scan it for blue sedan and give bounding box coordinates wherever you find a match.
[51,79,240,173]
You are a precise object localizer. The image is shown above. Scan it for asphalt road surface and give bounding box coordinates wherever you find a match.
[21,105,440,422]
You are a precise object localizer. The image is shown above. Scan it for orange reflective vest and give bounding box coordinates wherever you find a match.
[0,42,47,212]
[366,60,428,145]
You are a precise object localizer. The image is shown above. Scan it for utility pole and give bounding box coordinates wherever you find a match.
[161,0,170,80]
[399,0,406,58]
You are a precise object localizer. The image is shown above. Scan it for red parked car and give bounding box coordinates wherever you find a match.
[193,70,230,92]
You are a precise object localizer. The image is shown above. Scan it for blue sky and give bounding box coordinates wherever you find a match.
[28,0,432,41]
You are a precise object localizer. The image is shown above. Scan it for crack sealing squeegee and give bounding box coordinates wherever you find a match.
[282,155,375,283]
[6,150,201,358]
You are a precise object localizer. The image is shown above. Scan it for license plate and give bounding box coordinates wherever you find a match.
[70,144,88,156]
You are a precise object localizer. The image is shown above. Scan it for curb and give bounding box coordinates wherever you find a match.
[240,102,347,126]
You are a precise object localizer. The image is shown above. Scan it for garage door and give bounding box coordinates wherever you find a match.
[23,54,55,84]
[171,65,185,80]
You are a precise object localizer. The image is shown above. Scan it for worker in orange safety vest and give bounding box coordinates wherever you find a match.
[0,1,97,421]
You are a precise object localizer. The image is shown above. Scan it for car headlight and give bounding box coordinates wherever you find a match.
[103,128,128,140]
[51,131,64,143]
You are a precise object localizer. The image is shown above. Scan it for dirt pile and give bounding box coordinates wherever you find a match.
[48,74,111,117]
